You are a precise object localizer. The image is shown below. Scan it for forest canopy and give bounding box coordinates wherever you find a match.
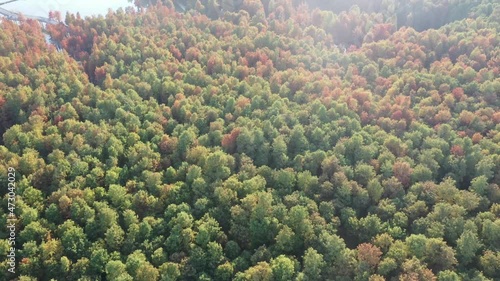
[0,0,499,280]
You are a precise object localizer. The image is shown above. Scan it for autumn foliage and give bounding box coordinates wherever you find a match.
[0,1,499,280]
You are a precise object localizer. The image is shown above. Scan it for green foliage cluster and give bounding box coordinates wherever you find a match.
[0,0,499,280]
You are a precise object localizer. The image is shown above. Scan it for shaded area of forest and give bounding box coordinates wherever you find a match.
[297,0,482,32]
[136,0,493,32]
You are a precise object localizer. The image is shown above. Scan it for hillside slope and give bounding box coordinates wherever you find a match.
[1,1,499,280]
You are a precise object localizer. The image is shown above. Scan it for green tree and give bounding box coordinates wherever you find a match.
[203,151,234,182]
[288,125,309,157]
[271,136,289,169]
[456,230,482,265]
[235,262,273,281]
[106,260,133,281]
[126,250,148,278]
[271,255,296,281]
[105,224,125,251]
[437,270,460,281]
[61,225,88,260]
[424,238,457,272]
[159,262,181,281]
[135,263,160,281]
[354,163,376,187]
[301,248,325,281]
[480,250,500,279]
[215,262,234,281]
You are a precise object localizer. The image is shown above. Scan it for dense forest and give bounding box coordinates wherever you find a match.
[0,0,499,280]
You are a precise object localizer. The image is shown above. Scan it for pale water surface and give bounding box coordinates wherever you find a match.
[3,0,133,18]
